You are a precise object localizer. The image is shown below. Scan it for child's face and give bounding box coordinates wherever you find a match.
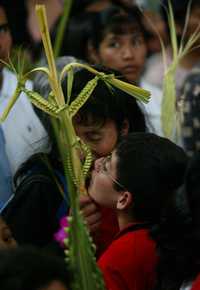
[0,218,17,249]
[94,31,147,83]
[74,119,120,159]
[88,151,122,207]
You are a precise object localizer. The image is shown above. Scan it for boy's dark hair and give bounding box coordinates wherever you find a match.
[0,247,69,290]
[115,133,188,222]
[62,65,146,133]
[89,5,147,51]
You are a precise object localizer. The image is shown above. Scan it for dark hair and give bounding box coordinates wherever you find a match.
[115,132,188,222]
[151,153,200,290]
[185,154,200,226]
[58,12,95,60]
[0,247,69,290]
[89,5,147,51]
[62,65,146,133]
[0,0,6,8]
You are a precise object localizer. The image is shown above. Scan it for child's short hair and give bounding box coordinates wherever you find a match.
[115,132,188,222]
[63,65,146,133]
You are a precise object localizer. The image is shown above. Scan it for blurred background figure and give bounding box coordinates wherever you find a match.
[143,0,200,98]
[0,247,69,290]
[151,153,200,290]
[0,126,12,210]
[181,64,200,157]
[0,1,49,176]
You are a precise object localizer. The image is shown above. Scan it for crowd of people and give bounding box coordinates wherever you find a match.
[0,0,200,290]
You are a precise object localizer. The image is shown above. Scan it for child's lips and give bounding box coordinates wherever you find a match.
[121,65,139,74]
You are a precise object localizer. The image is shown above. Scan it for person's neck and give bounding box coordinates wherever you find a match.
[180,49,200,69]
[117,209,136,231]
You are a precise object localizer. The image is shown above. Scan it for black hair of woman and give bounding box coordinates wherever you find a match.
[151,153,200,290]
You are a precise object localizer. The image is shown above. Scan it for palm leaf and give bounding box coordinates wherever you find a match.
[161,0,200,140]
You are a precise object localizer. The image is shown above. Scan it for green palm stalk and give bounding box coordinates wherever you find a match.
[0,4,151,290]
[161,0,200,140]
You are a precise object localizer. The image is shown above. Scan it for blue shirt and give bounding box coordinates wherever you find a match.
[0,126,13,210]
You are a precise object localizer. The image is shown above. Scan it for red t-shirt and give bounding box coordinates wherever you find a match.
[95,207,119,258]
[191,274,200,290]
[98,223,158,290]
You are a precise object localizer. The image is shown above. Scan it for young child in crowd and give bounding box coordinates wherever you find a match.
[64,5,163,135]
[88,132,187,290]
[86,5,163,136]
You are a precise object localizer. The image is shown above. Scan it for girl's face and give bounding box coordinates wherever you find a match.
[92,30,147,83]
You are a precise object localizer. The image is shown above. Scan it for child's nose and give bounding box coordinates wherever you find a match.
[122,45,134,59]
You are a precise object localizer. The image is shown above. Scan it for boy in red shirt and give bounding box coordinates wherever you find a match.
[88,133,187,290]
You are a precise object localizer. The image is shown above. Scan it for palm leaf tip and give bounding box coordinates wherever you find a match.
[107,78,151,103]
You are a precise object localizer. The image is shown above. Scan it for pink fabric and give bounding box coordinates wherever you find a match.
[54,216,69,247]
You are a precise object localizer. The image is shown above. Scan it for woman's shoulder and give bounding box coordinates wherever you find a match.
[14,153,57,187]
[191,274,200,290]
[2,153,64,218]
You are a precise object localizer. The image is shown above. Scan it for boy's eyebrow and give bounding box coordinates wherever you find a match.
[106,32,143,40]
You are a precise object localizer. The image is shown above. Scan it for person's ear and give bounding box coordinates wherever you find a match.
[87,41,101,64]
[120,119,130,136]
[116,191,133,210]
